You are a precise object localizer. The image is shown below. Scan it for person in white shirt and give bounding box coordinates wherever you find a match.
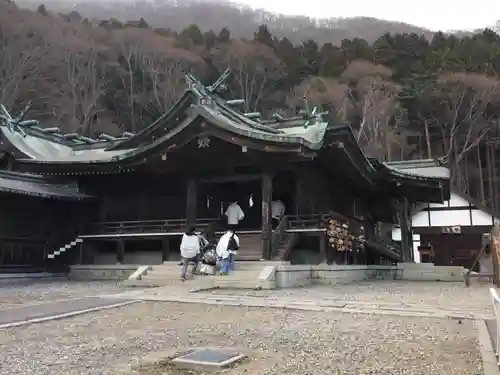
[225,201,245,230]
[216,229,240,275]
[271,199,285,228]
[179,226,202,281]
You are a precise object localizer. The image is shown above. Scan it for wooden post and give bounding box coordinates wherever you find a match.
[294,172,302,216]
[117,240,125,264]
[399,198,412,262]
[186,175,197,229]
[161,238,170,262]
[261,172,273,260]
[78,242,84,265]
[100,194,108,222]
[319,232,327,263]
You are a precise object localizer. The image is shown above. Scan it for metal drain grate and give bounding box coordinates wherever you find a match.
[172,348,246,370]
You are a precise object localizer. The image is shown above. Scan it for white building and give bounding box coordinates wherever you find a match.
[393,190,497,267]
[387,159,496,268]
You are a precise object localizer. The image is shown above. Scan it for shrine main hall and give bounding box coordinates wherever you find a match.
[0,72,449,271]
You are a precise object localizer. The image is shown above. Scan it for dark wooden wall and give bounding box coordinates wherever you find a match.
[77,160,376,230]
[421,233,482,271]
[0,194,90,268]
[80,173,186,221]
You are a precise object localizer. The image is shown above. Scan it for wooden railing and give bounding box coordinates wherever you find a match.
[92,217,219,235]
[286,213,328,230]
[271,216,288,256]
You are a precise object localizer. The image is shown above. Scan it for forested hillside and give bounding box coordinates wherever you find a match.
[16,0,435,44]
[2,0,500,210]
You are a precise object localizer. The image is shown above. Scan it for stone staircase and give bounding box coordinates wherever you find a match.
[47,237,83,259]
[272,233,299,261]
[124,261,284,289]
[237,233,264,260]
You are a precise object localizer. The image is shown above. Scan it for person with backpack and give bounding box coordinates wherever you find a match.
[179,226,202,281]
[216,228,240,275]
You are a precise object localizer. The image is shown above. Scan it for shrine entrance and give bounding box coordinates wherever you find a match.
[199,179,262,231]
[196,170,297,232]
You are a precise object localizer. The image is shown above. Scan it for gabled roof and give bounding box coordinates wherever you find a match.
[0,170,93,200]
[0,72,450,205]
[0,72,329,168]
[382,159,450,179]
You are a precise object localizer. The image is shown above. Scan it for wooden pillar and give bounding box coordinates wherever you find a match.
[319,232,327,263]
[116,240,125,264]
[99,194,108,222]
[399,198,413,262]
[186,175,197,229]
[294,172,302,216]
[161,238,170,262]
[261,172,273,260]
[78,242,84,265]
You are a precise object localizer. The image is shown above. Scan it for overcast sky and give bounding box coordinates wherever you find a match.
[239,0,499,31]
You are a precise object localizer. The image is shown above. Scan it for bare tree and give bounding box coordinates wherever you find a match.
[433,72,500,190]
[341,60,410,161]
[134,44,203,118]
[51,48,108,135]
[287,76,351,121]
[111,28,203,130]
[212,40,283,112]
[111,28,145,132]
[0,16,51,109]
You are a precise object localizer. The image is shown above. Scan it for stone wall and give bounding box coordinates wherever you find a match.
[272,263,466,288]
[69,265,139,280]
[274,264,400,288]
[398,262,465,282]
[93,251,177,265]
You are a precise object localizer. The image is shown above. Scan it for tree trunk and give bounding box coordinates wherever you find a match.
[477,145,485,204]
[424,120,432,158]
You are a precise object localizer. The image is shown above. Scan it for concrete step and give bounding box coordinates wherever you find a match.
[127,272,263,289]
[212,278,262,289]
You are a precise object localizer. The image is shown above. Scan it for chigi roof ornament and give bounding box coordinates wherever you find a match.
[0,101,39,137]
[300,99,328,129]
[207,68,231,93]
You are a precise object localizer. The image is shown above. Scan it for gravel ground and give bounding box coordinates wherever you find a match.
[0,302,483,375]
[0,280,126,307]
[206,281,495,314]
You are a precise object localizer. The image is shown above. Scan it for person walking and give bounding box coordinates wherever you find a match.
[179,226,201,281]
[225,201,245,230]
[216,228,240,275]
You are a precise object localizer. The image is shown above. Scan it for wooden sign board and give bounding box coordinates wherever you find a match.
[441,226,461,234]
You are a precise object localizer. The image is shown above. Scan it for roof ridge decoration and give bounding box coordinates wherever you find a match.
[300,100,329,129]
[0,101,38,137]
[0,102,135,151]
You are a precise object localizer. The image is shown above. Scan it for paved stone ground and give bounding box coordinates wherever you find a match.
[0,280,126,308]
[0,280,492,374]
[203,281,496,316]
[0,302,484,375]
[0,297,134,326]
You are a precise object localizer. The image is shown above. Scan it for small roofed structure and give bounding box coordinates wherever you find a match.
[392,162,497,270]
[0,71,450,268]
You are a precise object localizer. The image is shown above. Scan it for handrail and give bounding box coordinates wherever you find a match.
[92,217,218,234]
[286,213,327,230]
[491,287,500,365]
[271,216,288,255]
[96,217,215,225]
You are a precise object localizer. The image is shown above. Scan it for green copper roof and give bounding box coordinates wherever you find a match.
[0,171,92,200]
[1,72,331,164]
[383,159,450,180]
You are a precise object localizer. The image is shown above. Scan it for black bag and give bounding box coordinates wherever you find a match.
[227,233,239,251]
